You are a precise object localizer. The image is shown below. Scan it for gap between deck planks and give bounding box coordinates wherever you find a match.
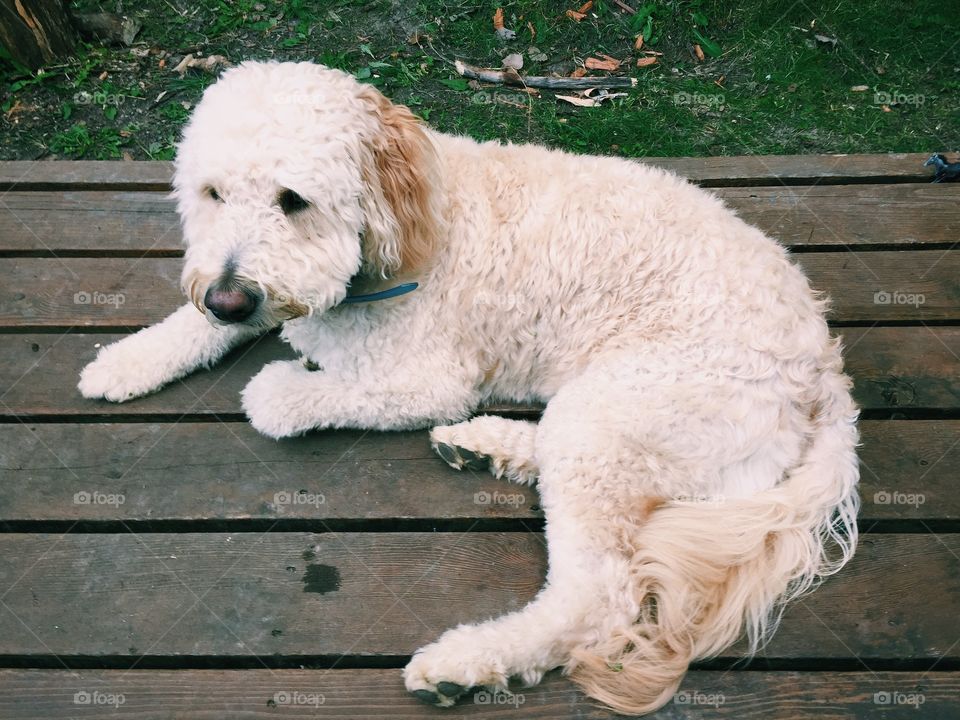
[0,420,955,526]
[0,533,957,662]
[0,669,954,719]
[2,183,958,254]
[1,253,958,327]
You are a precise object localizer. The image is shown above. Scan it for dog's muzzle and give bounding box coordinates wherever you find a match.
[203,281,263,323]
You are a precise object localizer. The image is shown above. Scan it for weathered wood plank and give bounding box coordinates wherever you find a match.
[0,153,939,191]
[0,669,952,719]
[0,328,956,418]
[1,253,957,327]
[3,184,957,253]
[0,420,954,524]
[0,533,956,660]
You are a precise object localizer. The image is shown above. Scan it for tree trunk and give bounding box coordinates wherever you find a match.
[0,0,76,70]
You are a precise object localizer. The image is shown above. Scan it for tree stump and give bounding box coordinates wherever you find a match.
[0,0,76,70]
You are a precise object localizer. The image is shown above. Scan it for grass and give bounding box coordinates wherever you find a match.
[0,0,957,160]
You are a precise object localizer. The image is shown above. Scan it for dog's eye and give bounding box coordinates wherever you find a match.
[205,187,223,202]
[278,188,309,215]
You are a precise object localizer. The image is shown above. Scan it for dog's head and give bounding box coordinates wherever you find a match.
[173,61,441,327]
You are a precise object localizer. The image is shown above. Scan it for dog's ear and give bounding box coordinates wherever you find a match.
[358,87,441,277]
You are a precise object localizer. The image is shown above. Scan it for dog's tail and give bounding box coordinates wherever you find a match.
[566,344,860,715]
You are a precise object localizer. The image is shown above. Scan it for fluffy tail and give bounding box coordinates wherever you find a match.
[567,355,860,715]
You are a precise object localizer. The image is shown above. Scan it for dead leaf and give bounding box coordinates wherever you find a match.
[634,34,644,50]
[493,8,505,29]
[850,84,869,92]
[585,57,620,71]
[157,58,166,69]
[881,104,891,112]
[503,53,523,70]
[98,71,108,81]
[570,67,588,78]
[694,44,705,61]
[172,53,232,75]
[578,0,594,12]
[406,31,421,44]
[636,56,658,68]
[641,50,663,56]
[714,75,725,87]
[566,9,586,21]
[814,33,838,47]
[557,94,598,107]
[527,21,536,39]
[122,151,134,161]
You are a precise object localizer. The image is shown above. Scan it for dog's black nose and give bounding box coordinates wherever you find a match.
[203,285,260,322]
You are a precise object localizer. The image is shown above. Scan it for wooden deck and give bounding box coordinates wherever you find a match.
[0,154,957,718]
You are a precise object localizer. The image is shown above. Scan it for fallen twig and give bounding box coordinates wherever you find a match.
[613,0,636,13]
[455,60,637,89]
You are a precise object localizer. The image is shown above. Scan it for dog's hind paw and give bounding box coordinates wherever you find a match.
[433,441,491,472]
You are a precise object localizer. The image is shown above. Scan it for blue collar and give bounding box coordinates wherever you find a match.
[341,281,418,304]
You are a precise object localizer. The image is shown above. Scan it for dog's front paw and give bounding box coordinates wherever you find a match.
[403,630,512,708]
[78,339,166,402]
[241,360,315,439]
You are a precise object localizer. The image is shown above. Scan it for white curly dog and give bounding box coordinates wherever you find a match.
[79,61,859,714]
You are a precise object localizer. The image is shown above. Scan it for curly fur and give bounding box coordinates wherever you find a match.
[77,61,859,715]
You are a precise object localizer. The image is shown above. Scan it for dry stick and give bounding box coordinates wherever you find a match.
[613,0,636,13]
[455,60,637,90]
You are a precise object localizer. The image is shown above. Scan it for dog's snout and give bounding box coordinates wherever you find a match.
[203,284,261,322]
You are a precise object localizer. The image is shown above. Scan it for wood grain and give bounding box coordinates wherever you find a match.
[1,253,957,327]
[0,421,955,524]
[0,669,954,719]
[1,328,955,418]
[3,184,958,253]
[0,533,956,660]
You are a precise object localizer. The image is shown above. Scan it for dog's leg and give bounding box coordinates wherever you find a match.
[78,304,262,402]
[430,416,539,485]
[241,359,477,437]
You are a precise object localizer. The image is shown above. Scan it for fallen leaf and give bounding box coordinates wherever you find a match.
[566,9,586,21]
[642,50,663,56]
[406,31,420,44]
[814,33,838,47]
[578,0,594,12]
[636,56,658,68]
[634,34,644,50]
[172,53,232,75]
[585,57,620,71]
[881,104,891,112]
[493,8,505,29]
[570,67,588,78]
[157,58,166,69]
[557,94,598,107]
[694,44,705,61]
[122,151,134,161]
[98,71,108,81]
[714,75,725,87]
[850,84,869,92]
[502,53,523,70]
[527,21,536,39]
[496,27,517,40]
